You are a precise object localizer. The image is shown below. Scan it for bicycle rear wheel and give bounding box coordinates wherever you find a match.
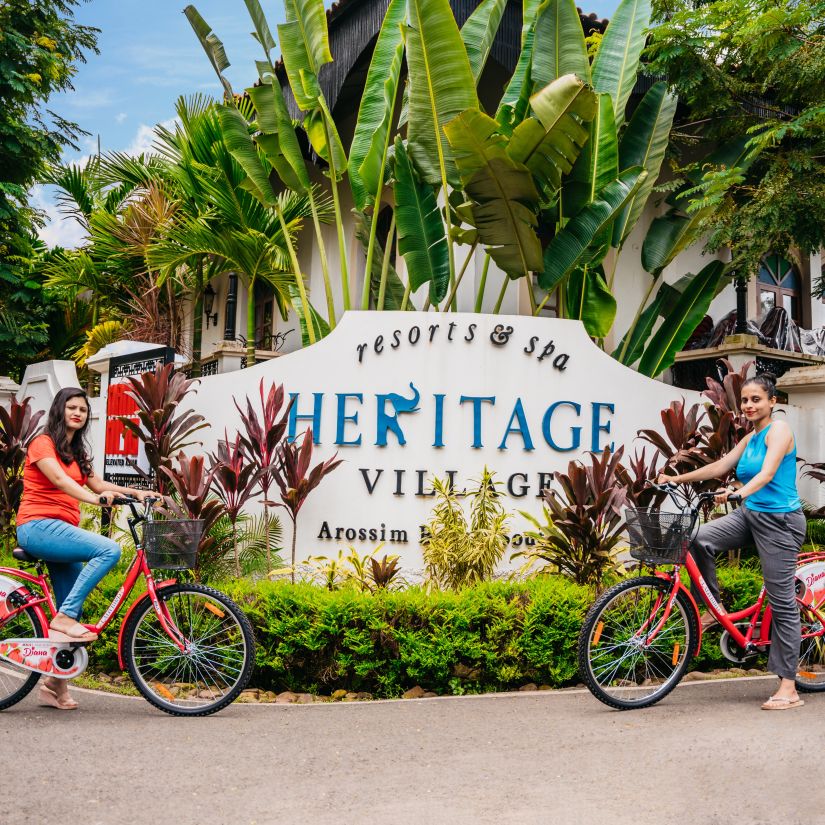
[795,602,825,693]
[0,606,47,711]
[578,576,698,710]
[122,583,255,716]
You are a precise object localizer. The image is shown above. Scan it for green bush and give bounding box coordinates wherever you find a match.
[46,563,774,697]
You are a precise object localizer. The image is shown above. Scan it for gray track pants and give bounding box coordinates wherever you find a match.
[691,507,807,680]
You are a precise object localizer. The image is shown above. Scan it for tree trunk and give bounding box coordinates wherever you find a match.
[191,259,204,377]
[246,277,256,367]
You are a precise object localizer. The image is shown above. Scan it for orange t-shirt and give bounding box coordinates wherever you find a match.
[16,434,89,527]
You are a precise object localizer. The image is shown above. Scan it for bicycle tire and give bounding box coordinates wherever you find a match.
[578,576,699,710]
[0,606,47,711]
[795,602,825,693]
[122,583,255,717]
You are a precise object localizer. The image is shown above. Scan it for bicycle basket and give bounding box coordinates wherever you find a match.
[142,519,204,570]
[625,508,695,565]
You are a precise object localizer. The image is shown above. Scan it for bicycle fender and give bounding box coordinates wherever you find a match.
[116,579,176,670]
[655,572,704,656]
[0,575,50,635]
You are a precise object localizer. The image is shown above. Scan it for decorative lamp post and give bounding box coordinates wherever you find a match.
[203,283,219,329]
[734,273,749,334]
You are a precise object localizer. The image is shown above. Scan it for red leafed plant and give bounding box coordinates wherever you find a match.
[210,432,261,577]
[0,397,45,553]
[160,452,226,580]
[234,379,294,571]
[121,363,208,495]
[516,447,627,588]
[272,427,342,583]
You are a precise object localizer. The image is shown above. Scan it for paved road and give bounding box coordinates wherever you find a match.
[1,677,820,825]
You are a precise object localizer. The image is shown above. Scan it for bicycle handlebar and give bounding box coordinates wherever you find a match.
[647,481,741,507]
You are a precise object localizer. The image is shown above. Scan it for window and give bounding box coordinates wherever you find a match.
[758,253,801,323]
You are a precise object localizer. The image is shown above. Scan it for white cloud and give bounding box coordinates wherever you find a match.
[115,112,128,124]
[30,185,88,250]
[122,117,177,156]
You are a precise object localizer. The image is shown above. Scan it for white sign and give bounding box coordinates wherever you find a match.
[179,312,697,569]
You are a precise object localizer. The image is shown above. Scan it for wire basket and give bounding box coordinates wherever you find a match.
[625,508,696,566]
[142,519,205,570]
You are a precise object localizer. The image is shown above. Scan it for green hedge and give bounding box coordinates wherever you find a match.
[77,564,768,697]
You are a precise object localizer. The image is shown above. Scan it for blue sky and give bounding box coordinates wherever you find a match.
[37,0,620,246]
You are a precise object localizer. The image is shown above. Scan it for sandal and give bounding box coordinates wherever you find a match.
[699,611,719,630]
[49,613,97,643]
[761,695,805,711]
[39,683,78,711]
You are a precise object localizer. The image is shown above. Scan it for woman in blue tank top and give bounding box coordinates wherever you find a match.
[659,373,807,710]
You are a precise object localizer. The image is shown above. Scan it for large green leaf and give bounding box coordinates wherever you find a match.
[406,0,479,185]
[243,0,276,57]
[444,109,543,278]
[277,0,332,111]
[303,102,348,175]
[638,260,726,377]
[566,264,617,337]
[247,82,310,193]
[508,74,597,195]
[562,93,617,218]
[216,104,277,208]
[184,5,234,98]
[531,0,590,89]
[393,139,450,302]
[590,0,650,127]
[348,0,406,210]
[288,283,330,346]
[612,81,677,248]
[460,0,507,86]
[496,23,535,134]
[612,290,664,366]
[538,167,644,290]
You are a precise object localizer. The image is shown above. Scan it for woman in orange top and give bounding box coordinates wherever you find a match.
[16,387,153,709]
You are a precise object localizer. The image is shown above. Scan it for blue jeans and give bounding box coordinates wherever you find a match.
[16,519,121,620]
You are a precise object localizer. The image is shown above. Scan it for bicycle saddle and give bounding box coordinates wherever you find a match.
[12,547,38,565]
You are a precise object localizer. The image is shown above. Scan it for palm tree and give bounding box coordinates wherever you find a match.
[146,96,329,366]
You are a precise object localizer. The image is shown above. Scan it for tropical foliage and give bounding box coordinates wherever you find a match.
[647,0,825,281]
[182,0,751,377]
[0,0,98,379]
[420,467,510,590]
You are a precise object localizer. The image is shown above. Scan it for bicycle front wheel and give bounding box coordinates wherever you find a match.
[122,583,255,716]
[0,606,47,711]
[578,576,698,710]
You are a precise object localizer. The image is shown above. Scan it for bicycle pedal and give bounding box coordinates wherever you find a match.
[0,638,89,679]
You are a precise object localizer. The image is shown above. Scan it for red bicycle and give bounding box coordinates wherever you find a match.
[0,497,255,716]
[578,483,825,710]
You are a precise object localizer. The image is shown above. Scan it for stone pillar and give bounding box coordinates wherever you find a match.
[0,376,20,410]
[778,365,825,511]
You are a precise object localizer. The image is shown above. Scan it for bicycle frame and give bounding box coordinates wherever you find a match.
[643,549,825,655]
[0,501,187,664]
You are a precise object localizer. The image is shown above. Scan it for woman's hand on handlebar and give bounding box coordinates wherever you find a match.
[98,491,118,506]
[713,486,741,506]
[656,473,679,486]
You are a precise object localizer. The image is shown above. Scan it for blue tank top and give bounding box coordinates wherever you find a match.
[736,422,801,512]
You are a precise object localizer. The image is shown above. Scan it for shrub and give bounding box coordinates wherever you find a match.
[514,448,626,589]
[81,566,775,696]
[421,467,510,589]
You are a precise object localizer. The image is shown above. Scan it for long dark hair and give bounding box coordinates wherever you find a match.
[45,388,93,476]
